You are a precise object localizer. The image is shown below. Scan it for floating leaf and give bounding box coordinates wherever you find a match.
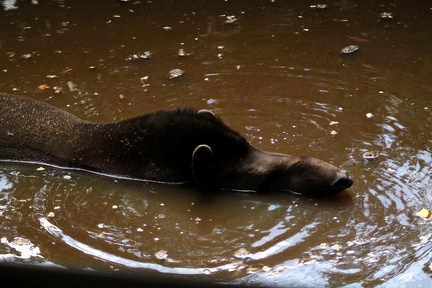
[417,208,431,219]
[38,84,49,91]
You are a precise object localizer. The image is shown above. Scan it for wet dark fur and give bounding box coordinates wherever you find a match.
[0,93,353,195]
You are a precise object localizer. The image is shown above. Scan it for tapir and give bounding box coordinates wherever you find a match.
[0,93,353,196]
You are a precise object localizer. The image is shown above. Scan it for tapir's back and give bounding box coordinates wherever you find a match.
[0,93,85,163]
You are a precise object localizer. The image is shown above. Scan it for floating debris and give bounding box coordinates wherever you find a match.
[366,112,374,118]
[246,268,258,273]
[362,151,379,161]
[234,248,251,259]
[12,237,31,246]
[21,53,33,59]
[67,81,80,93]
[178,48,186,57]
[331,244,341,249]
[380,12,393,20]
[163,26,172,31]
[140,77,150,88]
[310,4,327,10]
[330,130,338,135]
[53,86,62,93]
[47,212,55,217]
[224,15,237,24]
[126,51,152,61]
[168,68,185,79]
[154,250,168,260]
[340,45,359,54]
[329,121,339,126]
[320,243,328,248]
[417,208,431,219]
[7,237,42,259]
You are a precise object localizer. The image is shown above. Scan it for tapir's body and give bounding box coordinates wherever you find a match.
[0,93,352,196]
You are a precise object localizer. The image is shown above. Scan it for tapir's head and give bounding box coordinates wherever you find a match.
[187,110,353,197]
[191,143,353,196]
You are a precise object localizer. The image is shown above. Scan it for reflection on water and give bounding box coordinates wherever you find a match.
[1,0,432,287]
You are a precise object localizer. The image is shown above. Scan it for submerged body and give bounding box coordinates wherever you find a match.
[0,93,353,196]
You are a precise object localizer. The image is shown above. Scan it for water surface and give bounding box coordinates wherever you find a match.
[1,1,432,287]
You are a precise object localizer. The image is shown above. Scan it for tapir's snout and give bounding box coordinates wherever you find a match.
[332,170,353,191]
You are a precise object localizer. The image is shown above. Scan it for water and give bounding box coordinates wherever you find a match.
[1,0,432,287]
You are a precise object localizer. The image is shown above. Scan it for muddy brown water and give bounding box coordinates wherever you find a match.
[1,0,432,287]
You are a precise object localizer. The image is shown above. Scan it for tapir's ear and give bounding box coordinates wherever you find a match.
[191,144,214,185]
[197,109,215,117]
